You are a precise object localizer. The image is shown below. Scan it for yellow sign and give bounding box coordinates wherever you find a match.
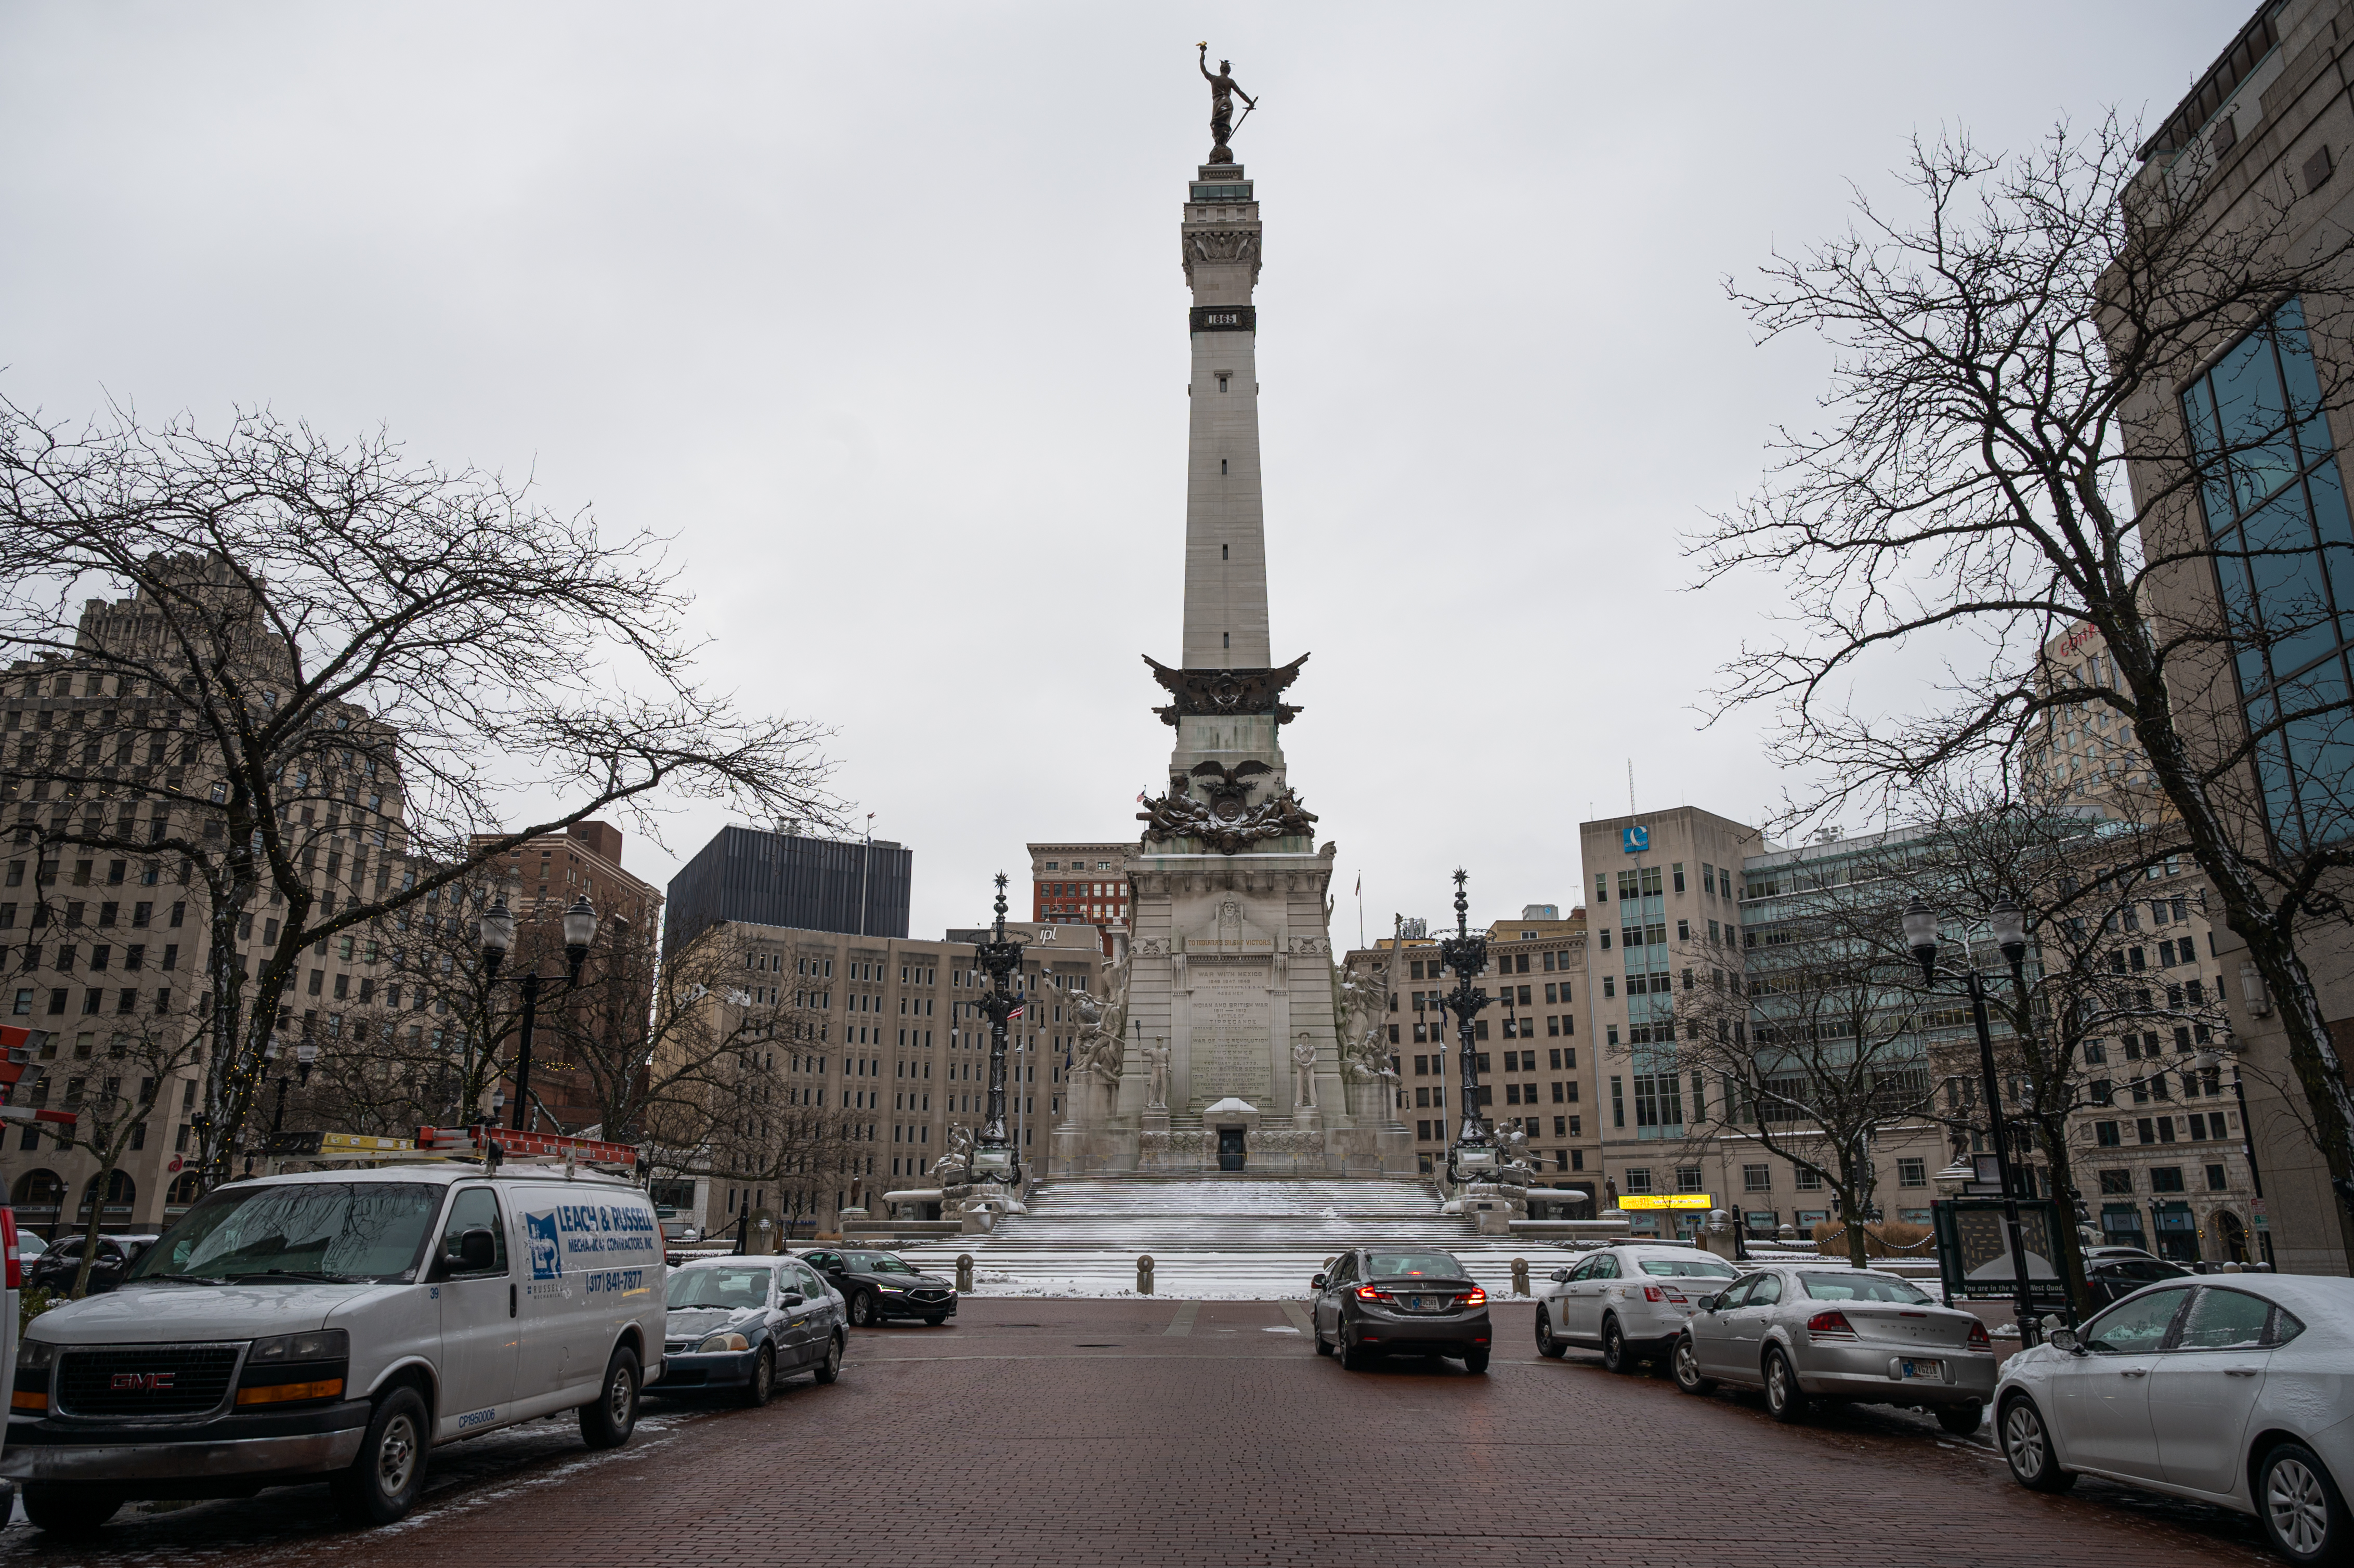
[320,1132,415,1153]
[1617,1194,1714,1210]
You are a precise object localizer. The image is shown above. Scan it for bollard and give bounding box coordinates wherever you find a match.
[1511,1257,1531,1297]
[956,1253,975,1293]
[1137,1253,1155,1295]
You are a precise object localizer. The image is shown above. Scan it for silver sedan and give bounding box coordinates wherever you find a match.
[1673,1264,1997,1433]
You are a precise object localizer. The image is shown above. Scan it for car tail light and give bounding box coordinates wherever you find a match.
[1806,1310,1857,1341]
[1643,1285,1665,1302]
[1356,1285,1387,1302]
[1,1206,18,1291]
[1967,1320,1992,1352]
[1457,1289,1486,1308]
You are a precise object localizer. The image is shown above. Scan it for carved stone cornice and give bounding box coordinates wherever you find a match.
[1143,652,1305,725]
[1182,224,1263,287]
[1135,783,1317,856]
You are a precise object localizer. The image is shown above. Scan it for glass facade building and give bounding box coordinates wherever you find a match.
[2181,296,2354,849]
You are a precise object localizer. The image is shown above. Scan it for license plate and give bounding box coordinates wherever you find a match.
[1406,1295,1429,1311]
[1900,1359,1942,1381]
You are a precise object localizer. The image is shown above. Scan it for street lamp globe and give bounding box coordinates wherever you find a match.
[1901,901,1940,972]
[264,1031,283,1064]
[562,896,599,978]
[1989,898,2028,963]
[295,1038,319,1069]
[479,898,517,975]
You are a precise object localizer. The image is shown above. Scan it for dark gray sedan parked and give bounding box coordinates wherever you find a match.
[1309,1248,1492,1373]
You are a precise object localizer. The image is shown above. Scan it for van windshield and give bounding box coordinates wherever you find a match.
[125,1182,443,1285]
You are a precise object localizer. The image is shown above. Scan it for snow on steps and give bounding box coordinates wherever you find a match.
[883,1173,1556,1300]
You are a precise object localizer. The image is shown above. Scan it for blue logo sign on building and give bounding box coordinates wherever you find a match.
[1621,826,1650,855]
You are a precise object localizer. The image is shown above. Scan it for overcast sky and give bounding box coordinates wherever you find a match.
[2,2,2244,941]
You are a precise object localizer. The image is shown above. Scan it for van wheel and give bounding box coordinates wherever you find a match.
[738,1345,775,1408]
[813,1335,843,1384]
[578,1345,640,1449]
[20,1486,121,1537]
[330,1387,428,1526]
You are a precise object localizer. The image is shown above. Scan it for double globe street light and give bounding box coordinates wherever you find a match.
[966,873,1023,1186]
[1435,869,1496,1187]
[478,891,600,1134]
[1903,897,2043,1344]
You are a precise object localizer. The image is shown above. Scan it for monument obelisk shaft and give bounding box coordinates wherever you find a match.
[1180,171,1268,669]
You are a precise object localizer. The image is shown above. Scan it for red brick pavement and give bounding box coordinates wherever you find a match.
[1,1300,2277,1568]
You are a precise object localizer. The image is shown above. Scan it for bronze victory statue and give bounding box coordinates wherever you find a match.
[1197,43,1256,164]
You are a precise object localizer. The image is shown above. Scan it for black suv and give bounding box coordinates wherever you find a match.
[797,1247,957,1327]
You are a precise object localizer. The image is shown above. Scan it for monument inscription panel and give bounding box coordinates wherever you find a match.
[1192,959,1271,1103]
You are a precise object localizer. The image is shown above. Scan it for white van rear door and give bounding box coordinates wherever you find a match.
[434,1185,519,1438]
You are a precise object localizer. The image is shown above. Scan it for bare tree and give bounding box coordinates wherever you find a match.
[1677,860,1939,1269]
[1891,780,2232,1311]
[1694,116,2354,1255]
[36,1016,204,1296]
[0,404,836,1189]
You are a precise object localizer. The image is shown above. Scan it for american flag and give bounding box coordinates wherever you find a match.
[1008,1003,1025,1021]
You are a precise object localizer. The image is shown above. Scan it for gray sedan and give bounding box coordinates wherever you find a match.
[1673,1264,1997,1433]
[654,1256,846,1404]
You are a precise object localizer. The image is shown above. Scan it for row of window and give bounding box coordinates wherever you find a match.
[12,986,172,1017]
[2095,1112,2235,1146]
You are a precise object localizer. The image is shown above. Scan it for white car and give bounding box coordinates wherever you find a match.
[1532,1244,1741,1370]
[1994,1273,2354,1565]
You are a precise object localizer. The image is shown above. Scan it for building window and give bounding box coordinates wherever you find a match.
[1794,1165,1823,1191]
[1897,1157,1927,1188]
[2181,295,2354,850]
[1623,1168,1653,1194]
[1742,1163,1770,1192]
[1675,1167,1703,1193]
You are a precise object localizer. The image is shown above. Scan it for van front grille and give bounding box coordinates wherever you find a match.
[56,1345,240,1418]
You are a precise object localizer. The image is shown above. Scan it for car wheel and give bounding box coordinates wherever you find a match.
[738,1345,775,1409]
[1935,1401,1984,1438]
[813,1335,843,1384]
[2258,1441,2349,1565]
[1762,1348,1809,1423]
[1601,1315,1633,1373]
[330,1386,429,1525]
[20,1486,121,1537]
[578,1345,640,1449]
[1535,1308,1566,1359]
[849,1291,877,1328]
[1999,1395,2075,1492]
[1672,1335,1716,1395]
[922,1315,947,1327]
[1341,1331,1377,1371]
[1314,1323,1335,1356]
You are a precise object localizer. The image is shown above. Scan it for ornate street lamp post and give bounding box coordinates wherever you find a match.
[969,873,1023,1185]
[1436,869,1496,1187]
[1904,897,2042,1344]
[479,892,600,1134]
[266,1033,319,1135]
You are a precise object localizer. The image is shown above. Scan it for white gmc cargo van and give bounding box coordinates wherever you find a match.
[0,1162,665,1535]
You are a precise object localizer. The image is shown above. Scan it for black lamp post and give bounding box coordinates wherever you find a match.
[478,892,599,1134]
[266,1032,319,1135]
[1436,869,1496,1187]
[969,873,1023,1185]
[1905,897,2042,1344]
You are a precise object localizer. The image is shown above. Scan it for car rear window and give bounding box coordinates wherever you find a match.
[1367,1252,1463,1279]
[1797,1273,1932,1304]
[669,1267,772,1310]
[2175,1287,2270,1350]
[1638,1257,1738,1278]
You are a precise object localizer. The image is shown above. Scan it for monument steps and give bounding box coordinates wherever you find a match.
[887,1174,1552,1299]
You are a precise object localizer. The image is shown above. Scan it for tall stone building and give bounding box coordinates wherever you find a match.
[2103,0,2354,1273]
[1050,139,1407,1176]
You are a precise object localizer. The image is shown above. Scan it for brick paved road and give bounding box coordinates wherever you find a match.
[0,1300,2279,1568]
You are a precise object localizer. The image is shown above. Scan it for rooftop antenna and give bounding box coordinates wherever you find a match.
[1627,759,1636,816]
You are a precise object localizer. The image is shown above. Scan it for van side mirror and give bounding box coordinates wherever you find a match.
[457,1227,498,1272]
[1311,1273,1327,1290]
